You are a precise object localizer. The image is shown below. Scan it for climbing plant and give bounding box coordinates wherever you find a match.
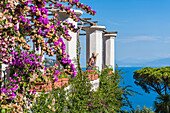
[0,0,96,112]
[0,0,139,112]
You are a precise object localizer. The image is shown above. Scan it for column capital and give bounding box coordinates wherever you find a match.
[83,26,106,31]
[103,33,117,39]
[56,9,83,20]
[72,9,83,17]
[53,9,83,16]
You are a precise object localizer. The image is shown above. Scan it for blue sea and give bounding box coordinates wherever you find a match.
[83,67,158,110]
[119,67,158,110]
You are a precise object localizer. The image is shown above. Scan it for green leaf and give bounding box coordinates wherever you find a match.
[1,109,6,113]
[37,78,41,82]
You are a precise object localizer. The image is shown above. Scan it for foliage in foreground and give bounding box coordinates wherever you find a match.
[97,67,135,112]
[27,67,135,113]
[154,94,170,113]
[128,105,154,113]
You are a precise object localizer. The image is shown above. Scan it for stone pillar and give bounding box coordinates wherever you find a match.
[33,44,44,63]
[83,26,106,71]
[103,34,117,72]
[1,63,10,82]
[57,10,83,67]
[33,44,41,54]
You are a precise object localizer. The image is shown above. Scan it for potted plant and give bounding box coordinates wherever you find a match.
[94,73,98,80]
[108,71,112,75]
[29,73,46,92]
[30,81,45,92]
[58,71,69,87]
[91,69,98,80]
[54,78,62,88]
[84,69,98,80]
[84,70,92,80]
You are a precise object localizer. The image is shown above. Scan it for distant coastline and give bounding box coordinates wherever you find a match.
[117,57,170,67]
[118,65,143,67]
[118,65,170,67]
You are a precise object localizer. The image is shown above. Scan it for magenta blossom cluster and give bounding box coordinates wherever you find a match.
[1,50,44,99]
[0,0,96,101]
[54,0,96,15]
[54,37,77,77]
[11,51,42,72]
[69,0,96,15]
[1,76,20,100]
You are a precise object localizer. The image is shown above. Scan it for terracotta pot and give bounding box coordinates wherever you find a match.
[30,78,69,92]
[91,74,95,80]
[94,74,98,80]
[44,81,52,92]
[85,74,91,80]
[85,74,96,81]
[108,71,112,75]
[30,82,45,92]
[29,73,37,83]
[61,78,69,86]
[34,82,44,85]
[54,79,62,88]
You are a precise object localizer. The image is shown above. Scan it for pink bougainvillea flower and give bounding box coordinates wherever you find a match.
[13,74,18,77]
[54,77,58,82]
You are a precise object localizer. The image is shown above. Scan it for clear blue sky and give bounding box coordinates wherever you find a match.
[79,0,170,67]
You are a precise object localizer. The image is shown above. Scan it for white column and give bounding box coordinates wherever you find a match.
[57,10,83,67]
[33,44,45,78]
[103,34,117,72]
[33,44,44,63]
[83,26,106,71]
[33,44,41,54]
[1,64,10,82]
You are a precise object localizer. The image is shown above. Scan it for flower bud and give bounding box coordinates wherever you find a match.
[36,10,41,16]
[58,49,62,54]
[52,108,56,112]
[47,105,51,109]
[43,14,47,18]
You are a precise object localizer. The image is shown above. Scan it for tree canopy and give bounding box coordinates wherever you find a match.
[133,66,170,96]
